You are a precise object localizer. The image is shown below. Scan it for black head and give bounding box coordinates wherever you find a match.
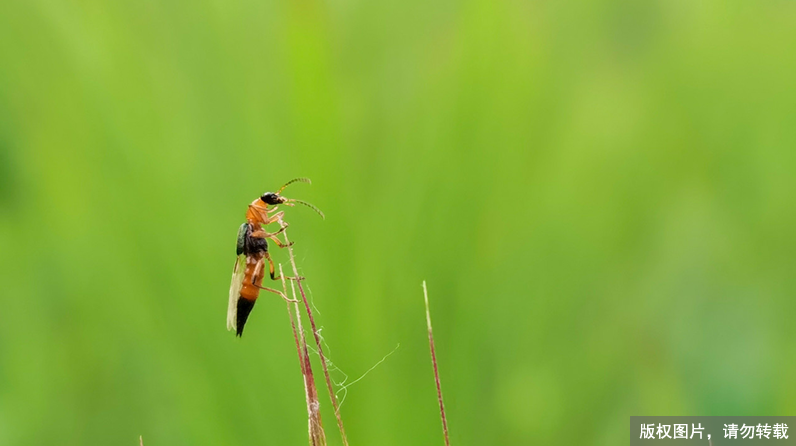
[259,178,326,220]
[260,192,286,205]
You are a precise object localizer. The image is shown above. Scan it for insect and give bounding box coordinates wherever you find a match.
[227,178,324,336]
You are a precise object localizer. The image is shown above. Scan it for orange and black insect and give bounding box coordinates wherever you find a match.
[227,178,324,336]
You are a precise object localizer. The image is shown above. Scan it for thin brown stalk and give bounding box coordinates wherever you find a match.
[282,229,350,446]
[423,281,451,446]
[281,265,306,376]
[139,435,143,446]
[281,266,326,446]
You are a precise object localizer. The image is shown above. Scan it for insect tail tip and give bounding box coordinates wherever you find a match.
[236,297,256,337]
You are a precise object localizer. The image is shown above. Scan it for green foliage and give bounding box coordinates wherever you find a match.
[1,0,795,444]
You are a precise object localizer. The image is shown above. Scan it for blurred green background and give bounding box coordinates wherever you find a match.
[1,0,795,444]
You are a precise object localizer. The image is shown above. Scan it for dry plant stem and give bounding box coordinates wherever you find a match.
[282,266,326,446]
[139,435,143,446]
[282,229,350,446]
[281,266,307,376]
[423,281,451,446]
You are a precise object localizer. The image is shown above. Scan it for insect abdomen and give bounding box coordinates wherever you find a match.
[234,225,269,336]
[240,256,264,301]
[236,255,264,336]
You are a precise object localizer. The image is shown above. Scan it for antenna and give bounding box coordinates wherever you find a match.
[288,199,326,220]
[277,177,312,194]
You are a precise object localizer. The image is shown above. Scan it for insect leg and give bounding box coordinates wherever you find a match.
[267,235,293,248]
[254,284,297,303]
[248,256,294,300]
[251,227,292,248]
[263,224,288,238]
[263,252,280,281]
[251,257,264,285]
[264,211,286,227]
[264,251,304,281]
[251,225,288,239]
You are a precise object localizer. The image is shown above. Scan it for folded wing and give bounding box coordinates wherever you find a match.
[227,254,247,332]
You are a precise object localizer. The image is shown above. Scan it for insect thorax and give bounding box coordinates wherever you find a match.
[237,222,268,256]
